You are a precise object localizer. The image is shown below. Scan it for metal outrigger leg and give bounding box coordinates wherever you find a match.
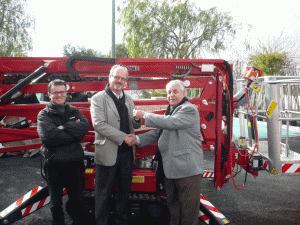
[199,194,233,225]
[0,180,232,225]
[0,186,67,225]
[199,171,233,224]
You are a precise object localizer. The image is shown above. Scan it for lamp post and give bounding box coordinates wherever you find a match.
[112,0,116,58]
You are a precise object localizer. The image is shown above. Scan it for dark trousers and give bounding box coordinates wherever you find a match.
[95,150,133,225]
[165,174,202,225]
[45,161,86,224]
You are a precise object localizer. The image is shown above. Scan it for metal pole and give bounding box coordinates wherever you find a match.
[112,0,116,58]
[286,83,291,157]
[265,76,282,174]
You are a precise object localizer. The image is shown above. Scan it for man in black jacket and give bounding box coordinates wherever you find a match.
[37,79,91,225]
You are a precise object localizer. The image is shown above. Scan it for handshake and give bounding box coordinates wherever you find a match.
[125,109,146,147]
[125,134,137,147]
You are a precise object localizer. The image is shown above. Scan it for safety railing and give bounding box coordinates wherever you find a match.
[236,76,300,174]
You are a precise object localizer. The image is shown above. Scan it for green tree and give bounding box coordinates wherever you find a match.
[139,90,151,99]
[115,44,129,58]
[63,44,106,57]
[140,89,167,99]
[247,33,300,76]
[108,43,129,58]
[118,0,236,58]
[151,89,167,97]
[0,0,35,56]
[248,48,286,75]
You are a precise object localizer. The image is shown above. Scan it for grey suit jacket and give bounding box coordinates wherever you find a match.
[90,91,142,166]
[138,101,203,179]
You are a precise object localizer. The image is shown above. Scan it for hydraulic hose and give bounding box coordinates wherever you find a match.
[223,60,233,154]
[66,55,117,76]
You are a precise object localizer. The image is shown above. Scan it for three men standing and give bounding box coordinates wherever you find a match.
[37,66,203,225]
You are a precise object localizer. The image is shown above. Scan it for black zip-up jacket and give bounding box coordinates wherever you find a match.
[37,102,89,162]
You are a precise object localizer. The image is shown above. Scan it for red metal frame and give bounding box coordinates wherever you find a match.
[0,56,258,190]
[0,56,255,225]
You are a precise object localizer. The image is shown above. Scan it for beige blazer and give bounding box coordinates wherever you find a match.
[90,91,142,166]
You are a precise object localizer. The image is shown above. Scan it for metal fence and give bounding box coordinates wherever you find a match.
[237,76,300,174]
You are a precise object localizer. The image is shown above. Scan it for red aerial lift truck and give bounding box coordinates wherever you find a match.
[0,56,264,225]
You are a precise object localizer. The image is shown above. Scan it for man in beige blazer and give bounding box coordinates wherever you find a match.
[134,80,203,225]
[90,65,142,225]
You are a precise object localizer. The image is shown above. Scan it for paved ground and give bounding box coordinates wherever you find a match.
[0,150,300,225]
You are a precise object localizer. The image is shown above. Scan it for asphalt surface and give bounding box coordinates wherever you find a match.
[0,151,300,225]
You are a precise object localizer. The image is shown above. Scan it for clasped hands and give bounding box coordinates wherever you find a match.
[125,134,136,147]
[124,109,148,146]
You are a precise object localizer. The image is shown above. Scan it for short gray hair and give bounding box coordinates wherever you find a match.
[109,65,128,79]
[166,80,186,92]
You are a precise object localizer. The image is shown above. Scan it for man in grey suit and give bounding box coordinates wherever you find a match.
[134,80,203,225]
[90,65,142,225]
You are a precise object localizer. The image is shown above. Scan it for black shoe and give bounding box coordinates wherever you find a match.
[67,201,94,225]
[51,206,65,225]
[115,216,129,225]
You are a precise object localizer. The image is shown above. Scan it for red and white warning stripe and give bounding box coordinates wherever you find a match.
[203,170,214,178]
[0,186,68,218]
[21,188,67,217]
[263,159,269,171]
[282,163,300,173]
[200,194,225,220]
[199,210,210,224]
[21,195,50,217]
[0,186,42,218]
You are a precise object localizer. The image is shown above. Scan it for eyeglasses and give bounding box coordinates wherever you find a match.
[51,91,67,95]
[113,75,127,82]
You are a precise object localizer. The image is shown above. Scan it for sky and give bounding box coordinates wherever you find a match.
[26,0,300,61]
